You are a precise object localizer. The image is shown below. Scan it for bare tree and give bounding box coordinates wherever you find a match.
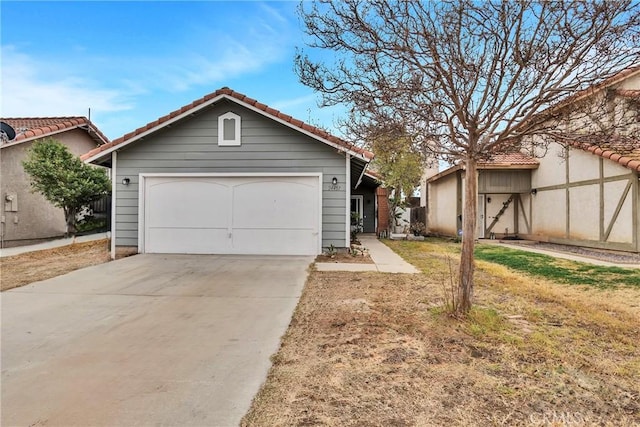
[295,0,640,314]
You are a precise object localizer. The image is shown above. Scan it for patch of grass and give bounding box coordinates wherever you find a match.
[466,306,505,337]
[475,244,640,289]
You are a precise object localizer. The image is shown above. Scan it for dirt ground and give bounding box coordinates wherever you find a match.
[1,239,112,291]
[243,251,640,425]
[315,253,374,264]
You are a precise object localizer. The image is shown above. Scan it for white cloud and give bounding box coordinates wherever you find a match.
[0,46,134,118]
[0,3,298,138]
[150,21,290,93]
[271,93,319,110]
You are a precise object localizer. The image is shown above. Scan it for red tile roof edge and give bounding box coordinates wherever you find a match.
[426,153,539,183]
[615,89,640,99]
[568,140,640,173]
[1,116,110,147]
[82,88,373,162]
[481,152,540,166]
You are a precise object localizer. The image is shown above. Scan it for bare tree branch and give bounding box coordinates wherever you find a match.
[296,0,640,314]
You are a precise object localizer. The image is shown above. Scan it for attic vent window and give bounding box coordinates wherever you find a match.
[218,112,241,146]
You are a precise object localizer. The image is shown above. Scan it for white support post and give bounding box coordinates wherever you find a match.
[345,154,351,247]
[110,151,117,260]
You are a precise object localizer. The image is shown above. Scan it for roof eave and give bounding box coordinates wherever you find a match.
[1,123,108,149]
[479,163,539,170]
[426,162,539,183]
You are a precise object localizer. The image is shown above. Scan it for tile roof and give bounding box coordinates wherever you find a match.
[426,152,539,183]
[1,116,110,147]
[568,136,640,172]
[481,152,539,167]
[82,87,373,162]
[615,89,640,100]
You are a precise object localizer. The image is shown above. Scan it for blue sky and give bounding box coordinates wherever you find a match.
[1,1,343,140]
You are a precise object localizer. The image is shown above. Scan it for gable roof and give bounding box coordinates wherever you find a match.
[427,152,539,183]
[556,66,640,173]
[521,65,640,173]
[545,66,640,116]
[82,87,373,163]
[0,117,110,148]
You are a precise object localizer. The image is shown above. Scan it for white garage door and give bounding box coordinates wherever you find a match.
[142,175,321,255]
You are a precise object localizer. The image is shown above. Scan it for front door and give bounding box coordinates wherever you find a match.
[350,195,363,232]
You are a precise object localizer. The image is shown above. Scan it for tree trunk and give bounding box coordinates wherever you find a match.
[457,157,478,314]
[64,207,78,238]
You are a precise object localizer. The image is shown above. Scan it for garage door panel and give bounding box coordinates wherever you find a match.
[143,175,321,255]
[147,180,229,228]
[147,228,230,254]
[233,180,318,229]
[233,229,316,255]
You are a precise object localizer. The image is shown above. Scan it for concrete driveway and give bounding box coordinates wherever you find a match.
[1,254,313,427]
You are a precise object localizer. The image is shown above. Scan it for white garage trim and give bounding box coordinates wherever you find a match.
[110,151,117,260]
[138,173,323,255]
[345,154,351,245]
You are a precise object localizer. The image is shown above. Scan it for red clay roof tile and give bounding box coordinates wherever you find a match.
[615,89,640,100]
[567,136,640,172]
[482,152,539,166]
[1,116,109,146]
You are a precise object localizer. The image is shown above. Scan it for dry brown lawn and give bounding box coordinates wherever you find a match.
[242,242,640,426]
[1,239,112,291]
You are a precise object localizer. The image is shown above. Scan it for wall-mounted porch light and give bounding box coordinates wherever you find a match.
[122,177,131,186]
[332,177,338,185]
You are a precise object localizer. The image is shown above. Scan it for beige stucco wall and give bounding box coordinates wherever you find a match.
[0,129,100,246]
[568,148,600,182]
[620,73,640,89]
[529,140,636,249]
[531,142,566,189]
[531,187,567,239]
[603,179,634,244]
[568,184,600,241]
[427,172,458,236]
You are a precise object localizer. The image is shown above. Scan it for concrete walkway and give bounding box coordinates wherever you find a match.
[316,234,419,273]
[0,232,109,258]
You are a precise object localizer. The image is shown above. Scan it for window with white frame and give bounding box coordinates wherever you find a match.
[218,112,241,146]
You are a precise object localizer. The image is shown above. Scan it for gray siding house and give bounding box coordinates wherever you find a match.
[84,88,373,258]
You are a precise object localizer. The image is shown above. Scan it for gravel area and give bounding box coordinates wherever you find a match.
[507,241,640,265]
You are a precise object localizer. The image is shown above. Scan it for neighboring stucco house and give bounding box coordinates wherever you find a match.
[0,117,110,247]
[423,66,640,253]
[83,88,375,258]
[425,153,539,239]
